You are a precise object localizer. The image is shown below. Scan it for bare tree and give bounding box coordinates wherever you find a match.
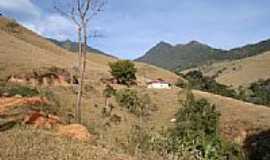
[55,0,105,123]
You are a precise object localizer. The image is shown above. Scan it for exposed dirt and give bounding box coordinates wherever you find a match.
[57,124,94,141]
[0,97,47,113]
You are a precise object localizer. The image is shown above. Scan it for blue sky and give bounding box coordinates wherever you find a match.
[1,0,270,59]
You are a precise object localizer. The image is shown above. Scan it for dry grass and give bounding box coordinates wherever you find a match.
[186,51,270,88]
[139,88,270,135]
[1,16,270,159]
[0,126,135,160]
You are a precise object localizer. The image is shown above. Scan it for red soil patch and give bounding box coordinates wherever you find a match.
[0,97,47,113]
[23,111,62,129]
[57,124,93,141]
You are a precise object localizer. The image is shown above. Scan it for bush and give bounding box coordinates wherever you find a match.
[103,84,116,98]
[115,89,152,116]
[109,60,137,85]
[167,91,244,159]
[128,90,245,160]
[244,129,270,160]
[5,21,20,33]
[175,78,187,88]
[0,84,39,97]
[245,79,270,106]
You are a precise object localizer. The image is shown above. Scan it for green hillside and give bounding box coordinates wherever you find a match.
[136,39,270,71]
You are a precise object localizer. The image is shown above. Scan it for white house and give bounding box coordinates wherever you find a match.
[147,79,172,89]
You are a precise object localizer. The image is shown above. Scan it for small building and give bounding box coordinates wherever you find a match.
[147,79,172,89]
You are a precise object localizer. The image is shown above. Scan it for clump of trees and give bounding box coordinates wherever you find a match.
[245,79,270,106]
[234,79,270,107]
[180,71,270,108]
[109,60,137,85]
[179,70,238,98]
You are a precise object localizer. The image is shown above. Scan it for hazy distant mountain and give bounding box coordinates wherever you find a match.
[48,38,116,58]
[136,39,270,71]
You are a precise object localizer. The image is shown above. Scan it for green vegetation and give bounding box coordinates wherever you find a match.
[109,60,137,85]
[103,84,116,98]
[180,71,270,107]
[247,79,270,106]
[238,79,270,106]
[0,83,39,97]
[166,92,244,159]
[244,129,270,160]
[137,39,270,71]
[180,70,238,98]
[115,89,152,116]
[127,90,245,160]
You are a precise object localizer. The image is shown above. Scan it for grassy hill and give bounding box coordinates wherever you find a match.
[186,51,270,88]
[1,16,270,159]
[136,39,270,71]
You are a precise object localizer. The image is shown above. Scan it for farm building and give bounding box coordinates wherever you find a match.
[147,79,172,89]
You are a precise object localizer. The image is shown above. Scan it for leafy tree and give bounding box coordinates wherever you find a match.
[109,60,137,85]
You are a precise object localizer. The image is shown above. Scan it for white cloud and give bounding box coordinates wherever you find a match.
[23,15,76,41]
[0,0,41,20]
[0,0,86,41]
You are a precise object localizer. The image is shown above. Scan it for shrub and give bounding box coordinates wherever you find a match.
[115,89,152,116]
[109,60,137,85]
[128,90,245,160]
[167,91,244,160]
[103,84,116,98]
[175,78,187,88]
[5,21,20,33]
[245,79,270,106]
[244,129,270,160]
[0,84,39,97]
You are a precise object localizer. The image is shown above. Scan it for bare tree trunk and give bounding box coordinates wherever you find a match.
[55,0,105,124]
[75,27,83,123]
[75,22,88,124]
[78,27,82,69]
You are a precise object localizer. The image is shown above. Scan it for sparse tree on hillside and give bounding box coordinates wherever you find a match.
[55,0,105,123]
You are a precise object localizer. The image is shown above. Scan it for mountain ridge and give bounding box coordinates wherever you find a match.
[47,38,117,59]
[136,39,270,71]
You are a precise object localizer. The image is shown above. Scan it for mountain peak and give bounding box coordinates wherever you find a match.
[156,41,172,47]
[187,40,203,46]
